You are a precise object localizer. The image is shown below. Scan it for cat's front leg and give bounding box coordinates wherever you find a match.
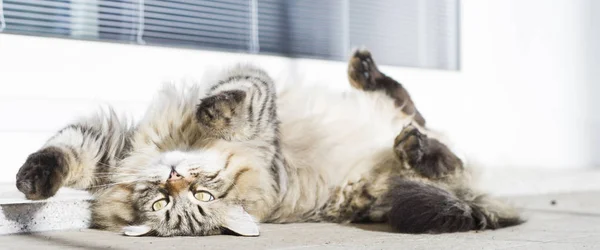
[196,90,247,140]
[196,65,278,142]
[16,111,132,199]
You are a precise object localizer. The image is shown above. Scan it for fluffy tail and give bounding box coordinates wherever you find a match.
[385,178,523,234]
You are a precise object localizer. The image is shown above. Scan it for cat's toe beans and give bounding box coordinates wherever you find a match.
[348,60,369,89]
[394,125,427,167]
[348,49,383,90]
[394,125,423,149]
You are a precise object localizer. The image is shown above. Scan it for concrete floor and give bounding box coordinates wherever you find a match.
[0,191,598,250]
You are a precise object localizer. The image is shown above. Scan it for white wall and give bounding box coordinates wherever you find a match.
[588,0,600,167]
[453,0,594,169]
[0,0,598,188]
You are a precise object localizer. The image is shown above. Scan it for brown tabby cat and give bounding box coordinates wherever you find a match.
[15,49,522,237]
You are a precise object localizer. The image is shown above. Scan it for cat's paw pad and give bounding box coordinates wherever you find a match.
[394,125,462,179]
[394,124,426,166]
[16,147,68,200]
[348,49,383,90]
[196,90,246,131]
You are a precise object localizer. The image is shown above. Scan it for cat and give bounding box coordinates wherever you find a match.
[15,49,523,237]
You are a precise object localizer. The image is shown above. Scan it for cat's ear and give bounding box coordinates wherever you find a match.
[122,225,153,237]
[222,206,259,237]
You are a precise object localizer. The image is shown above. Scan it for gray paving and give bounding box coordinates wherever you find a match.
[0,192,598,250]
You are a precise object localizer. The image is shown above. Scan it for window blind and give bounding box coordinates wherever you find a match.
[347,0,460,69]
[257,0,346,60]
[0,0,459,70]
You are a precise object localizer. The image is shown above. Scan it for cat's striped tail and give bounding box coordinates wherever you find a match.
[385,178,524,234]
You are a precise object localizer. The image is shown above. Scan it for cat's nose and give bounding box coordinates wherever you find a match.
[168,169,182,181]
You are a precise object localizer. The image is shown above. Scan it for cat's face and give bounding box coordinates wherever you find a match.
[92,148,262,237]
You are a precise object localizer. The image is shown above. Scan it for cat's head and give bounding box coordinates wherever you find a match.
[92,145,271,237]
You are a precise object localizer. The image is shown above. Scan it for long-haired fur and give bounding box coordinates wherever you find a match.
[15,49,523,237]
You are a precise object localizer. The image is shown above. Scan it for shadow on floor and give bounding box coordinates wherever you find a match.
[345,223,397,233]
[16,233,127,250]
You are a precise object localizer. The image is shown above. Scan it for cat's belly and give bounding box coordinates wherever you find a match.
[267,86,415,222]
[278,86,413,184]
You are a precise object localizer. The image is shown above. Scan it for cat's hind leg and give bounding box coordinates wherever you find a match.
[347,49,463,180]
[384,177,523,233]
[320,167,522,233]
[15,110,132,200]
[347,49,426,127]
[344,50,523,232]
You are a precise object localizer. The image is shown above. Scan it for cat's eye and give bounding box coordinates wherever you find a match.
[194,191,215,202]
[152,199,168,211]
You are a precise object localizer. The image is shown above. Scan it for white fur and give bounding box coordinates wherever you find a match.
[123,225,152,237]
[223,206,260,237]
[139,150,229,182]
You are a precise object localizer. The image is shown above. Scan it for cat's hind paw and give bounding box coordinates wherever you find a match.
[394,125,462,179]
[347,49,384,90]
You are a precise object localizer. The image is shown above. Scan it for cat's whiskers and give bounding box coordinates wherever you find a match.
[88,180,137,189]
[93,173,143,177]
[95,161,126,169]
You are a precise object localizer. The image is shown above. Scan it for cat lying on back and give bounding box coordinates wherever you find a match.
[15,49,522,237]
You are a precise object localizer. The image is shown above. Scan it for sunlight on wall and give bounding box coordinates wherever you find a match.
[0,0,598,185]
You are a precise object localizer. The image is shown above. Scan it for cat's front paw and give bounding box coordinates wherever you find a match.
[196,90,246,137]
[16,147,69,200]
[348,49,384,90]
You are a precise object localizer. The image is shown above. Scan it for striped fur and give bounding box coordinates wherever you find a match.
[15,49,522,237]
[16,109,132,199]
